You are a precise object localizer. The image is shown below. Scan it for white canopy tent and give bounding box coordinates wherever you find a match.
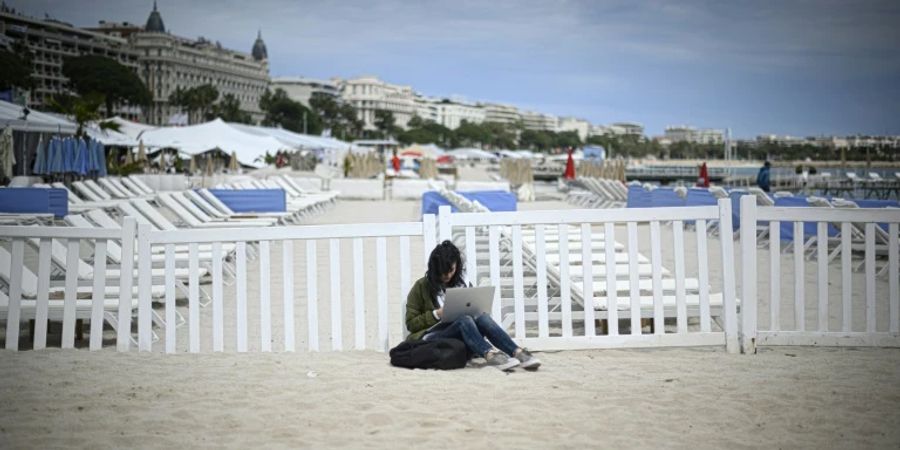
[448,148,498,161]
[104,116,158,141]
[84,125,140,147]
[137,118,287,167]
[0,100,77,134]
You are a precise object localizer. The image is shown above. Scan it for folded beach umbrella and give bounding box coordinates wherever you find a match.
[96,141,108,177]
[137,140,147,163]
[74,138,89,175]
[189,155,197,174]
[46,138,61,174]
[229,151,240,171]
[32,136,46,175]
[124,147,134,165]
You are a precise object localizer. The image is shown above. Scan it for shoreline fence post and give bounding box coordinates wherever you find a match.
[740,195,758,354]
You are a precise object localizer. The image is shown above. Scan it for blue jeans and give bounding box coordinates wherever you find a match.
[425,314,518,358]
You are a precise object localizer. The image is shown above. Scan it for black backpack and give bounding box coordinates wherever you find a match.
[389,338,468,370]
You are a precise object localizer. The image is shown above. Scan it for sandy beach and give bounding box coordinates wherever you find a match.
[1,190,899,448]
[1,346,898,448]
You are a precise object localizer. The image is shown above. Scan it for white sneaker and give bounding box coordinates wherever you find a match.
[515,348,541,371]
[485,351,520,371]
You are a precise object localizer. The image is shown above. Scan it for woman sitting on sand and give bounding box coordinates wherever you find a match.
[405,240,541,371]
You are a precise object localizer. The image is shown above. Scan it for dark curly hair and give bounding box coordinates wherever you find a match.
[426,240,465,299]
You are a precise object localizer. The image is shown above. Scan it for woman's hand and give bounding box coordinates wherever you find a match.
[435,307,443,319]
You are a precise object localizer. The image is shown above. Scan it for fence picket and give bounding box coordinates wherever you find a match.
[841,223,852,332]
[306,240,319,351]
[164,244,176,353]
[329,238,342,351]
[673,221,686,335]
[117,218,136,351]
[581,223,596,337]
[33,239,51,350]
[627,222,641,334]
[489,226,502,323]
[512,225,525,338]
[465,227,477,286]
[604,222,618,336]
[865,224,876,333]
[770,222,781,331]
[890,223,899,334]
[740,196,757,353]
[212,242,224,352]
[87,240,106,351]
[236,241,248,352]
[282,240,295,352]
[793,222,804,331]
[376,237,388,352]
[5,239,25,350]
[535,224,549,338]
[696,220,710,333]
[817,222,828,332]
[137,224,152,351]
[558,224,572,338]
[61,239,81,349]
[649,221,663,335]
[259,240,271,352]
[353,238,365,350]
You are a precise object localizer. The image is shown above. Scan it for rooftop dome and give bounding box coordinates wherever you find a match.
[252,30,268,61]
[145,1,165,33]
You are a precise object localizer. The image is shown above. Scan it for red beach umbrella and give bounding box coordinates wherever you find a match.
[697,162,710,187]
[563,149,576,180]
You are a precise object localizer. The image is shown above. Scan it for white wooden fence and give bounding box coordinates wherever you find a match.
[739,196,900,353]
[437,201,740,352]
[2,199,899,353]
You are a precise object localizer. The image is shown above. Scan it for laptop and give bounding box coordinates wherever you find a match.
[442,286,496,322]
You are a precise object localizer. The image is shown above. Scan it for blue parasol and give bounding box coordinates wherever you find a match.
[74,138,89,175]
[48,138,64,174]
[95,141,108,177]
[32,136,46,175]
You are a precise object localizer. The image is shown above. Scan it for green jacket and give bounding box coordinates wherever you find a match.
[405,276,440,341]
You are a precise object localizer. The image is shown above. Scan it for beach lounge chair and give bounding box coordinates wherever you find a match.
[127,176,156,195]
[71,181,106,202]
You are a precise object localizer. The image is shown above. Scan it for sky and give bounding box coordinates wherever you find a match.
[7,0,900,138]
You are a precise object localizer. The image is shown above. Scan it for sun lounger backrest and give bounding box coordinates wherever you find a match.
[280,175,310,195]
[198,189,236,215]
[71,181,104,202]
[270,178,300,197]
[97,178,129,198]
[108,178,138,197]
[0,246,39,297]
[650,188,685,208]
[51,182,84,204]
[128,176,155,194]
[83,180,113,200]
[120,201,167,230]
[121,177,151,196]
[172,192,216,222]
[65,213,124,264]
[149,192,200,230]
[184,190,229,218]
[156,193,203,226]
[24,226,93,278]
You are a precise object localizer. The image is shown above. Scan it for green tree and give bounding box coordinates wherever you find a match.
[309,93,363,139]
[373,109,398,139]
[169,84,220,124]
[554,130,582,150]
[0,44,34,91]
[49,93,120,137]
[259,88,321,134]
[210,93,252,123]
[62,55,151,116]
